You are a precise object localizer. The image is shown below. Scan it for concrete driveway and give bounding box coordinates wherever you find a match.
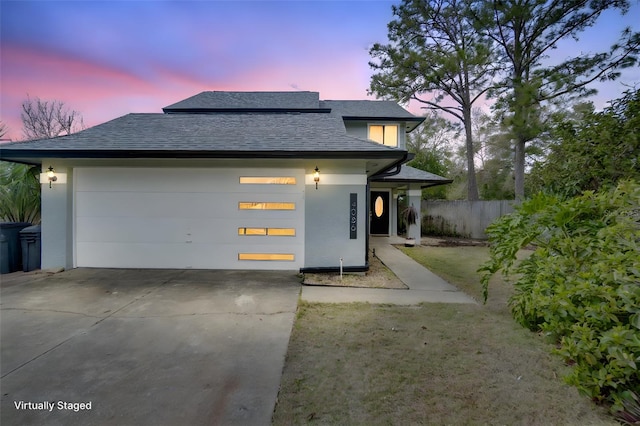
[0,268,301,426]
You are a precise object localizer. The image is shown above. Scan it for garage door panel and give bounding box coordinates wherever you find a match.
[75,242,235,269]
[76,168,305,193]
[76,168,241,193]
[77,192,304,219]
[75,167,305,270]
[76,217,209,244]
[77,242,303,270]
[76,192,225,219]
[77,217,302,245]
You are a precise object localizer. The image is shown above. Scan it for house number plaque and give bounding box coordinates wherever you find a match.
[349,193,357,239]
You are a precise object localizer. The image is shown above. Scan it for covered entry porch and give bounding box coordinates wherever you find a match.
[369,165,452,240]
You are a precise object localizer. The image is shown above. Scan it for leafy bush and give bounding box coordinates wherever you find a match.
[479,181,640,412]
[529,88,640,197]
[0,162,41,223]
[616,391,640,425]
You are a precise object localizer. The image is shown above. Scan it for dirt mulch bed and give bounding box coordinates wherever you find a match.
[421,236,488,247]
[302,251,407,289]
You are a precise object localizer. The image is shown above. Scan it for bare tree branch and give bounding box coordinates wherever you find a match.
[21,95,85,140]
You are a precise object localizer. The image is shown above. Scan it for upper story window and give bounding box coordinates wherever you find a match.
[368,124,398,147]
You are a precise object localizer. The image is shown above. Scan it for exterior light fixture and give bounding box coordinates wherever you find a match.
[46,166,57,188]
[39,166,67,187]
[313,166,320,190]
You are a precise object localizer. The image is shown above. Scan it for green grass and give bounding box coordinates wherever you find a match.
[273,245,614,425]
[398,245,519,311]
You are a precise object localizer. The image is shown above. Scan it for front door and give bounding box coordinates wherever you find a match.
[370,191,390,235]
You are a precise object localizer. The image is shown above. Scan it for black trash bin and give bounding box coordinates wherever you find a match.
[0,222,32,274]
[20,224,41,272]
[0,233,9,274]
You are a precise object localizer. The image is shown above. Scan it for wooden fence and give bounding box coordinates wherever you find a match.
[421,200,516,239]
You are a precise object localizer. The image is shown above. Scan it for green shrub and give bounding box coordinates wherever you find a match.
[479,181,640,412]
[0,162,41,223]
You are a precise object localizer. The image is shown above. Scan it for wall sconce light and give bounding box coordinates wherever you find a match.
[46,166,57,188]
[313,166,320,190]
[40,166,67,188]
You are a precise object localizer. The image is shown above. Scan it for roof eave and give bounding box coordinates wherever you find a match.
[341,116,425,132]
[341,116,424,122]
[371,177,453,187]
[0,149,406,161]
[162,108,332,114]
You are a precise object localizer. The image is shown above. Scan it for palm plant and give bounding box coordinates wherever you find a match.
[0,162,41,224]
[401,203,418,226]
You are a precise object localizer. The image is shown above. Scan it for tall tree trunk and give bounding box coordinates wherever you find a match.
[511,83,532,201]
[463,107,479,200]
[514,138,525,200]
[511,61,528,201]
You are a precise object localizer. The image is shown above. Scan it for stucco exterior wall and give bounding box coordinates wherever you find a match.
[304,181,367,268]
[40,163,73,270]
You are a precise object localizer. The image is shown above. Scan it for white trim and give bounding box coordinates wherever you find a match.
[72,169,78,268]
[305,174,366,186]
[407,189,422,197]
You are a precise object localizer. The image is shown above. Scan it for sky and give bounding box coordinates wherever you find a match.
[1,0,639,142]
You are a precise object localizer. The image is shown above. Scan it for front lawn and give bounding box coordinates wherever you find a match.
[272,244,614,425]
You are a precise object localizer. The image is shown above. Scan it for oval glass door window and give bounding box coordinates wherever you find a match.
[374,196,384,217]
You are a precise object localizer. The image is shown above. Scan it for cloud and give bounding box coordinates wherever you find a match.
[0,44,161,140]
[0,0,400,140]
[0,37,380,142]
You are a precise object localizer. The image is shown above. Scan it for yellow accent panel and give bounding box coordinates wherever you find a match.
[238,228,267,236]
[267,228,296,236]
[238,228,296,236]
[239,177,296,185]
[238,202,295,210]
[238,253,295,261]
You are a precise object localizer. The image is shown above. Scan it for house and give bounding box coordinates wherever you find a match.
[0,91,451,272]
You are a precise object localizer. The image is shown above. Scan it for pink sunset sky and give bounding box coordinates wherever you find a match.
[1,1,638,142]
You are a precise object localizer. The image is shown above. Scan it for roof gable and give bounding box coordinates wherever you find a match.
[320,100,419,119]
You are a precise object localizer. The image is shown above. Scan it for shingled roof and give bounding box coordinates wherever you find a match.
[163,91,324,112]
[320,100,415,118]
[162,92,424,129]
[321,100,424,131]
[371,165,452,187]
[0,91,430,169]
[0,111,405,161]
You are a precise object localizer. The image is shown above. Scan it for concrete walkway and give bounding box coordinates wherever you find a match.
[301,237,476,305]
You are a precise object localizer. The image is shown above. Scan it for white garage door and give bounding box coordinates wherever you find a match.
[75,167,305,270]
